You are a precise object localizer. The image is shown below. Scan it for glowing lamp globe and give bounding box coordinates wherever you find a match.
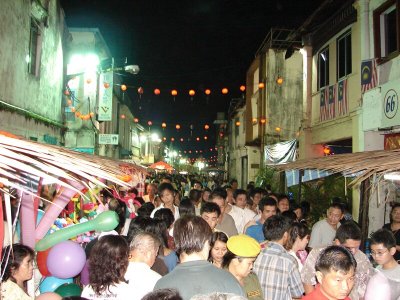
[204,124,210,130]
[258,82,265,89]
[121,84,127,91]
[196,137,200,141]
[133,117,139,123]
[235,121,241,126]
[276,77,284,85]
[163,137,167,141]
[104,82,110,89]
[162,122,167,129]
[204,136,208,140]
[240,85,246,92]
[252,118,258,124]
[323,146,331,155]
[275,127,281,132]
[171,90,178,96]
[175,124,181,130]
[147,121,153,126]
[205,89,211,95]
[171,137,175,142]
[121,114,126,119]
[260,118,267,124]
[137,87,144,94]
[180,138,184,142]
[189,90,195,96]
[222,88,228,94]
[154,88,161,95]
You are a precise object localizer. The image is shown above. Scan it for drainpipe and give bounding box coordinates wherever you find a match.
[360,0,371,60]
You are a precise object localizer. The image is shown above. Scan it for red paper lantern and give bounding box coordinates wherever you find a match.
[147,121,153,126]
[260,117,267,124]
[104,82,110,89]
[240,85,246,92]
[137,87,144,94]
[121,114,126,119]
[154,88,161,95]
[133,117,139,123]
[221,88,228,94]
[121,84,127,91]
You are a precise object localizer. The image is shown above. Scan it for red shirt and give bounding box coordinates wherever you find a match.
[302,285,351,300]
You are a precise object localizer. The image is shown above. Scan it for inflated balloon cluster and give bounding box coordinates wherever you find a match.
[36,211,119,296]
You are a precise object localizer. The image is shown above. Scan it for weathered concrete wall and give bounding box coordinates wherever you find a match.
[265,49,303,144]
[0,0,65,143]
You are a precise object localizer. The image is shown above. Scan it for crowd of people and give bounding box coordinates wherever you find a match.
[1,174,400,300]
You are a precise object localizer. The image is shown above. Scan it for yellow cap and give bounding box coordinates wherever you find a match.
[227,234,261,257]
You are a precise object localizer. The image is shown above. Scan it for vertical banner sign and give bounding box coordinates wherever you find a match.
[98,71,113,121]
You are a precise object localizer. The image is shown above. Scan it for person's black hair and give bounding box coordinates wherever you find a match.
[137,202,155,218]
[316,245,357,275]
[300,201,311,218]
[142,288,183,300]
[173,216,212,255]
[189,189,202,202]
[179,198,196,217]
[230,179,238,185]
[258,197,277,212]
[126,216,152,243]
[249,187,263,199]
[233,188,247,199]
[277,194,289,203]
[158,182,175,195]
[329,202,344,214]
[390,203,400,223]
[285,222,311,250]
[108,199,126,234]
[203,187,212,193]
[262,215,291,241]
[335,221,362,243]
[370,228,396,249]
[210,187,227,200]
[154,208,175,229]
[281,210,297,222]
[200,201,221,217]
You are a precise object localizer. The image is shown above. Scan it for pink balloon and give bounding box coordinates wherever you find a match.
[80,259,90,285]
[36,180,85,240]
[36,292,62,300]
[47,241,86,279]
[20,193,36,248]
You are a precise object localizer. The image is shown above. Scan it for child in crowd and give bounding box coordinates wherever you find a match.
[370,229,400,280]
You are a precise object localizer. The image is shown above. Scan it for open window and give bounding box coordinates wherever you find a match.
[374,0,400,61]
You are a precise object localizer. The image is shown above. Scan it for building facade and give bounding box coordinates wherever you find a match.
[0,0,66,144]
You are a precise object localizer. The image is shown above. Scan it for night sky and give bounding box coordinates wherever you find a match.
[61,0,321,158]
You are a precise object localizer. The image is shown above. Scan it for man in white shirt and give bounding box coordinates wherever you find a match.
[125,232,162,299]
[309,203,343,248]
[228,189,256,233]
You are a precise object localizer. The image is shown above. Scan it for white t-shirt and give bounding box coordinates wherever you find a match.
[309,219,339,248]
[228,205,256,234]
[81,282,132,300]
[125,262,161,299]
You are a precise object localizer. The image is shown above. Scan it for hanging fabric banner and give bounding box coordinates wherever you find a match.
[264,139,297,165]
[98,71,113,121]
